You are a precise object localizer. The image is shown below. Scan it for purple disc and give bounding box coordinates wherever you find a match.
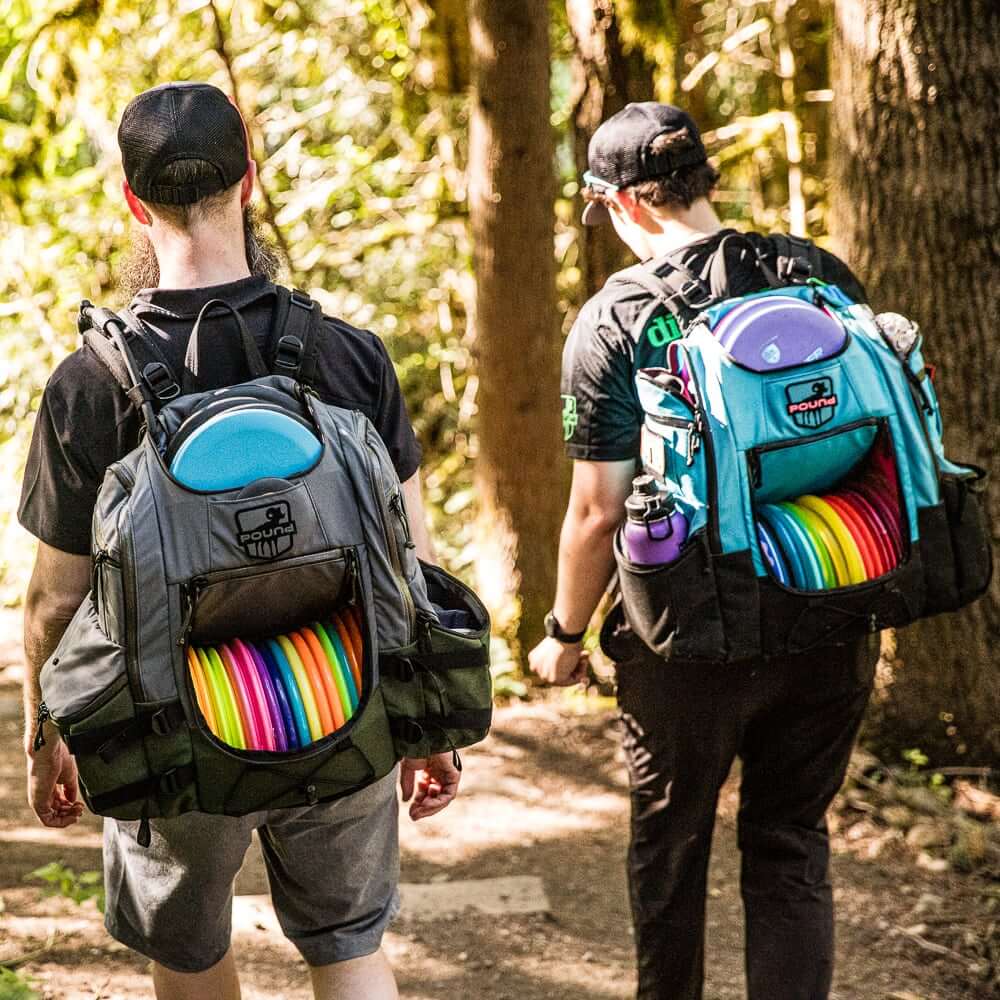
[713,297,846,371]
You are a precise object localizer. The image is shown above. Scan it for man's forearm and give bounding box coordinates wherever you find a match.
[551,506,619,635]
[23,607,75,744]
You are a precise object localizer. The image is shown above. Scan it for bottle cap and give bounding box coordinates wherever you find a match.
[626,475,676,522]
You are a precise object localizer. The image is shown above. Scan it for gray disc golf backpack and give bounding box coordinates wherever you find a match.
[37,292,492,844]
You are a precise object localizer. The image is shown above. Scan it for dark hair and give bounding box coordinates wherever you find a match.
[142,158,240,227]
[583,129,720,214]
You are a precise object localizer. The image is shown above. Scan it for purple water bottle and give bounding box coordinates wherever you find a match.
[623,475,689,566]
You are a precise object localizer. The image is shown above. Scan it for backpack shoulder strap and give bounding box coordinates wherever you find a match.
[77,301,162,440]
[609,256,714,328]
[268,287,324,386]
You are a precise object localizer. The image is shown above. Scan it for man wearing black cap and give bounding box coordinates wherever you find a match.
[20,82,458,1000]
[529,103,874,999]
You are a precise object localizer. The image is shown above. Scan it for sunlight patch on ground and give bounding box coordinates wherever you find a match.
[0,825,104,849]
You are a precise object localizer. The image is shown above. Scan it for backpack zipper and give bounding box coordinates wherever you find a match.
[354,413,416,636]
[177,577,209,647]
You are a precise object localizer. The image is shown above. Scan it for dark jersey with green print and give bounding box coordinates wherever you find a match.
[560,229,867,461]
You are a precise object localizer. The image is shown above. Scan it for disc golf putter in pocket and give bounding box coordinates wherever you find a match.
[713,297,846,371]
[169,406,322,491]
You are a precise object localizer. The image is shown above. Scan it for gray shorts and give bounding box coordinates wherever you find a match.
[103,767,400,973]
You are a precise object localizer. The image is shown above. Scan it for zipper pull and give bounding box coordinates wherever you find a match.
[176,578,206,648]
[91,551,106,603]
[685,422,699,467]
[346,550,360,605]
[390,493,415,549]
[417,612,434,653]
[749,452,762,489]
[33,702,51,752]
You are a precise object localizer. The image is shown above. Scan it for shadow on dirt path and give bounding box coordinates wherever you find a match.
[1,669,993,1000]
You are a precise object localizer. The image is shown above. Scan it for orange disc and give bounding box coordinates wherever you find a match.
[301,627,346,730]
[343,607,365,664]
[186,646,218,736]
[330,611,362,693]
[289,631,336,736]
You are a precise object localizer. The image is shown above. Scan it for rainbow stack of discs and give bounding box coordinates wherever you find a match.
[186,607,364,752]
[756,476,904,591]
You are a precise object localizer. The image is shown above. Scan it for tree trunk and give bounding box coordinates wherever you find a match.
[830,0,1000,764]
[567,0,655,297]
[468,0,561,653]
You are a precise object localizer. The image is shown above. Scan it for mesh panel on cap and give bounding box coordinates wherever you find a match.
[119,83,247,205]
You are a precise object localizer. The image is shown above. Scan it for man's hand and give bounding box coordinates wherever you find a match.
[529,636,589,686]
[27,735,84,828]
[400,752,461,821]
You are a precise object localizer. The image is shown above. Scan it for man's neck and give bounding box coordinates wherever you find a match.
[151,222,250,291]
[642,200,724,260]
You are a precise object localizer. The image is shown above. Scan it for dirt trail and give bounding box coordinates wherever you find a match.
[0,641,993,999]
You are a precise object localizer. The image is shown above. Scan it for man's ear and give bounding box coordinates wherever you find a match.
[239,161,256,208]
[615,190,643,224]
[123,181,152,226]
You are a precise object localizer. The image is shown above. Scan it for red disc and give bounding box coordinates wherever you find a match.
[837,488,898,571]
[824,494,883,579]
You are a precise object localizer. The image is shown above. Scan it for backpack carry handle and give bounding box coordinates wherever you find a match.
[183,299,269,394]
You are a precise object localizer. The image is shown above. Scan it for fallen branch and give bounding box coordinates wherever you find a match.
[895,926,971,967]
[0,930,57,969]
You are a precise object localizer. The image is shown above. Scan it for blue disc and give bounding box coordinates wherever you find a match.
[263,639,312,747]
[771,504,826,590]
[756,519,791,586]
[170,407,321,491]
[758,505,810,590]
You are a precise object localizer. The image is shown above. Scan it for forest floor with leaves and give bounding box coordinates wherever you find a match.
[1,610,997,1000]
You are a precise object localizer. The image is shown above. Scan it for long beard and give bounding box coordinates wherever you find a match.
[116,204,282,301]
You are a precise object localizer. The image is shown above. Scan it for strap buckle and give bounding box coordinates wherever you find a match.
[777,256,813,283]
[274,335,304,372]
[676,278,713,309]
[150,706,180,737]
[142,362,180,401]
[158,768,185,795]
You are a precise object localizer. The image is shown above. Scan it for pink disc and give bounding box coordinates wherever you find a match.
[231,638,276,752]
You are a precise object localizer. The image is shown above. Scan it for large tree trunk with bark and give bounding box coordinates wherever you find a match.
[830,0,1000,764]
[468,1,562,652]
[567,0,655,297]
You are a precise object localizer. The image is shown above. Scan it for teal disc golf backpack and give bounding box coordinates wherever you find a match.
[36,294,492,843]
[610,235,992,662]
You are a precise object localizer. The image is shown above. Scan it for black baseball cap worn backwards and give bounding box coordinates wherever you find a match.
[582,102,707,226]
[118,82,249,206]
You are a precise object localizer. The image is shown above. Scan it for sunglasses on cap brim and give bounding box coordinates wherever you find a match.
[582,170,620,195]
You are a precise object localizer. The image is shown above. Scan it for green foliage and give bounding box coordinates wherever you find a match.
[0,967,40,1000]
[27,862,105,912]
[0,0,839,624]
[0,0,475,595]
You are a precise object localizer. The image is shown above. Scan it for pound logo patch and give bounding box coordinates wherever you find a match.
[236,501,297,560]
[785,377,838,428]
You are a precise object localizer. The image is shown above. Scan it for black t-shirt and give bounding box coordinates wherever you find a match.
[561,230,868,462]
[18,275,422,555]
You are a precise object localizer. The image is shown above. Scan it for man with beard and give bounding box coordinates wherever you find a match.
[19,82,459,1000]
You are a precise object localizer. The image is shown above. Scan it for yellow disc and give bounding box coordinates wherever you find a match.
[277,635,324,741]
[797,494,867,584]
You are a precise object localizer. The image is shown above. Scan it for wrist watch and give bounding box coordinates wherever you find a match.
[544,611,586,645]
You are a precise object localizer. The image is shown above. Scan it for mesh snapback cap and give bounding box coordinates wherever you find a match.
[582,102,707,226]
[119,82,249,206]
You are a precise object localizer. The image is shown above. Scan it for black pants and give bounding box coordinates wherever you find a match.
[613,632,874,1000]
